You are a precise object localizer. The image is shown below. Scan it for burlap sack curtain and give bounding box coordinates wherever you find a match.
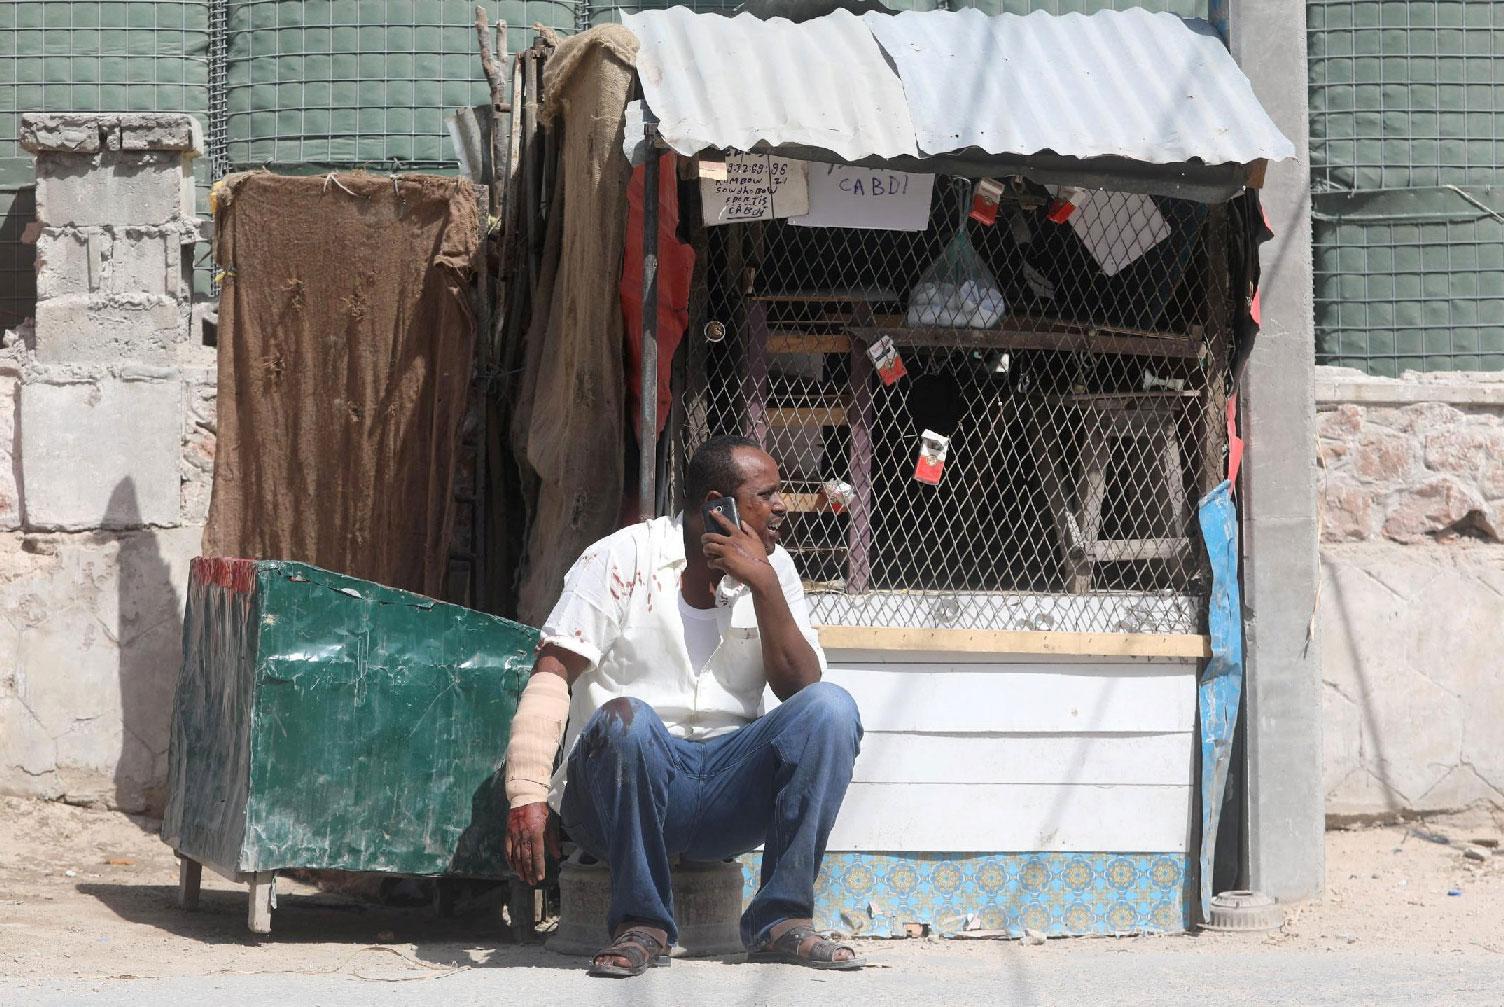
[205,172,481,598]
[509,26,639,626]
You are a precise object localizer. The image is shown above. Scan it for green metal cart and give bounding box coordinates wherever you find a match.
[161,558,536,934]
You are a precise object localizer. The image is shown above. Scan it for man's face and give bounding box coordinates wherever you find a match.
[716,447,787,553]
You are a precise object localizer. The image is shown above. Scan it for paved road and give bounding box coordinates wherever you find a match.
[7,946,1494,1007]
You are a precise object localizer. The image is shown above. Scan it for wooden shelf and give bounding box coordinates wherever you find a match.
[782,491,826,512]
[768,403,848,428]
[1086,538,1191,562]
[851,316,1202,359]
[750,289,898,304]
[767,333,852,354]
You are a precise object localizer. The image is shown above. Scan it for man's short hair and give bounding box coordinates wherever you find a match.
[685,435,763,505]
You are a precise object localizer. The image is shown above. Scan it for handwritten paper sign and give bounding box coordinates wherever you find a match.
[700,155,809,226]
[791,165,935,231]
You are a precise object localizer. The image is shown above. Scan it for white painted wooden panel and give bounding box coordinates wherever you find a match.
[825,664,1196,734]
[823,649,1200,668]
[826,782,1194,852]
[851,731,1194,786]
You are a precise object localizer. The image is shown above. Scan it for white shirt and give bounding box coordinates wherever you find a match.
[540,514,826,809]
[678,594,721,674]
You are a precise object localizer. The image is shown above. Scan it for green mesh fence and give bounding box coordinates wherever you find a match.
[1309,0,1504,374]
[0,1,210,330]
[224,0,572,172]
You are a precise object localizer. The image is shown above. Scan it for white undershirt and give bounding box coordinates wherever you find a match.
[677,591,722,674]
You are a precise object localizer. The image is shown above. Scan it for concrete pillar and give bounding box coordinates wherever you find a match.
[0,113,208,813]
[16,113,201,530]
[1227,4,1326,900]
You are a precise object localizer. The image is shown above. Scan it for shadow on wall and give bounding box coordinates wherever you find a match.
[107,478,185,820]
[0,185,38,334]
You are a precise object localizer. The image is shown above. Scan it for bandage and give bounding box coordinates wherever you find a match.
[504,672,571,809]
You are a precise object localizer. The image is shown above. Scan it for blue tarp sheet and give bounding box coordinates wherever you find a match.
[1197,479,1244,920]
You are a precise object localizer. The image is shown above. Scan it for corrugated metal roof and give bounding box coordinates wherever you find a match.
[863,8,1295,165]
[623,8,917,165]
[622,8,1293,171]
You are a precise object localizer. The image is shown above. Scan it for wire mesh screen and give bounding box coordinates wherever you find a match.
[1313,189,1504,375]
[1309,0,1504,193]
[223,0,568,171]
[676,172,1227,634]
[1309,0,1504,374]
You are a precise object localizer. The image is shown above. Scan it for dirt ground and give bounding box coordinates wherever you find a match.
[1,796,1501,983]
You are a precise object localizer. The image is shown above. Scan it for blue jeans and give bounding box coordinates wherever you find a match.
[559,681,862,949]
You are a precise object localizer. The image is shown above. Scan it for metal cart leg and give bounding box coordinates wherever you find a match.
[507,878,534,944]
[434,878,459,919]
[177,857,202,911]
[247,871,275,935]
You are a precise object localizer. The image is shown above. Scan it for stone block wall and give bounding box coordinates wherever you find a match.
[0,114,215,815]
[1316,366,1504,818]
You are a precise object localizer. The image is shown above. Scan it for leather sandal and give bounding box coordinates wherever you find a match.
[587,926,671,978]
[747,922,865,970]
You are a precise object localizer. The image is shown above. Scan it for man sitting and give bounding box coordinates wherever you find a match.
[503,435,864,977]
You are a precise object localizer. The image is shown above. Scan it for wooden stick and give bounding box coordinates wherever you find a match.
[473,7,507,113]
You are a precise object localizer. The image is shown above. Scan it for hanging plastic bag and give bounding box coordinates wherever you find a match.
[905,228,1006,329]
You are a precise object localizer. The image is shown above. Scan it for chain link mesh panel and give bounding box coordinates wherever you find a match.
[675,172,1228,634]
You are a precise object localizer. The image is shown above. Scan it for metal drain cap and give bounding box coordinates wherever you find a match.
[1203,890,1284,932]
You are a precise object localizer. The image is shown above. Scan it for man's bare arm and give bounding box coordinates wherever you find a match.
[504,644,589,885]
[702,512,821,701]
[747,575,822,701]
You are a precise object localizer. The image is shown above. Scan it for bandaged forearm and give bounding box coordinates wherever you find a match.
[504,672,571,809]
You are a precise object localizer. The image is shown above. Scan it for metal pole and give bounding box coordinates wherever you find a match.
[638,102,661,522]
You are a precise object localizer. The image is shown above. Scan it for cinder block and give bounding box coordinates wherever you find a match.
[34,152,189,228]
[113,114,203,154]
[19,113,106,154]
[109,230,179,299]
[33,229,99,299]
[37,227,186,301]
[33,295,183,365]
[19,378,183,530]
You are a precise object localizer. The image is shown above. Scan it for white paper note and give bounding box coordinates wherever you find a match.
[791,164,934,231]
[1068,190,1171,277]
[700,154,809,226]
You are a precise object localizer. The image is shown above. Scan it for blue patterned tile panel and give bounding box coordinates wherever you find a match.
[740,852,1190,938]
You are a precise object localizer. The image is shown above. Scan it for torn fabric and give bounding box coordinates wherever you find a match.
[204,172,480,598]
[511,26,639,626]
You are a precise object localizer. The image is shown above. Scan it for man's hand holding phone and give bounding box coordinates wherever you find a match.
[700,497,776,592]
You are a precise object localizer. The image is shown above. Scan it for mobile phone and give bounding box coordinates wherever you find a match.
[701,496,740,533]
